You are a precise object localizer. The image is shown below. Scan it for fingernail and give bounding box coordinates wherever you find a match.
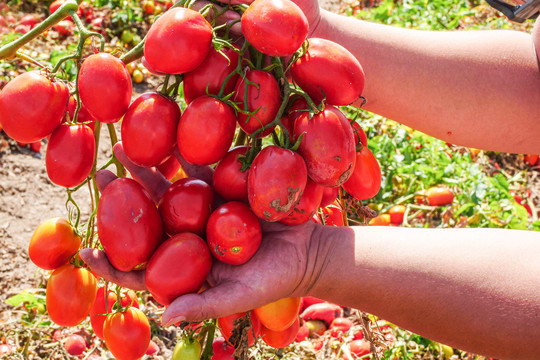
[162,315,185,327]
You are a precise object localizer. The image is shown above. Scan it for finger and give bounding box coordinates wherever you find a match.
[215,0,254,4]
[79,248,147,291]
[95,169,117,193]
[174,148,214,186]
[113,142,171,203]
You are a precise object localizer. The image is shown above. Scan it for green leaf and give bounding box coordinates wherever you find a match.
[6,293,41,307]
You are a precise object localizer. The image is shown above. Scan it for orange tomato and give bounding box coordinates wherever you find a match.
[254,297,301,332]
[260,317,300,349]
[388,205,406,224]
[369,214,391,226]
[426,187,454,206]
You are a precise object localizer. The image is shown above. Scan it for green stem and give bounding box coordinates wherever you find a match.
[14,51,47,68]
[107,123,125,177]
[200,320,217,360]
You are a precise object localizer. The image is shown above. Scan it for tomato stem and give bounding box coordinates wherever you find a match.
[106,123,126,178]
[199,319,217,360]
[338,187,350,227]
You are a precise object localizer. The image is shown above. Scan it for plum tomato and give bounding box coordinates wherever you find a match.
[388,205,406,224]
[213,146,249,202]
[369,214,391,226]
[260,317,300,349]
[158,177,214,237]
[318,203,345,226]
[241,0,308,57]
[280,179,324,226]
[254,297,301,332]
[248,146,307,222]
[218,311,261,347]
[342,147,381,201]
[294,105,356,187]
[177,96,236,165]
[427,187,454,206]
[291,38,365,106]
[145,232,212,306]
[29,217,81,270]
[211,337,234,360]
[144,7,212,74]
[46,124,95,188]
[156,155,182,181]
[320,187,339,208]
[121,92,181,167]
[90,287,117,340]
[97,178,163,271]
[79,53,131,123]
[65,95,95,131]
[0,71,69,143]
[207,201,262,265]
[352,121,368,148]
[46,264,97,327]
[103,307,151,360]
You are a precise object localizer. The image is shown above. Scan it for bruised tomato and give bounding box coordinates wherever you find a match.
[254,297,301,332]
[280,179,323,226]
[213,146,249,202]
[145,232,212,305]
[103,307,151,360]
[343,147,381,201]
[260,317,300,349]
[90,287,117,340]
[218,312,261,347]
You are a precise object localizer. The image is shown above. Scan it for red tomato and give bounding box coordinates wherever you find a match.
[233,70,280,135]
[213,146,249,202]
[320,187,339,208]
[49,0,64,13]
[146,340,159,355]
[343,147,381,201]
[29,217,81,270]
[524,154,539,167]
[388,205,406,224]
[19,14,38,28]
[90,287,117,340]
[29,141,42,153]
[295,320,309,342]
[426,187,454,206]
[248,146,307,221]
[347,339,371,359]
[183,46,240,104]
[97,178,163,271]
[287,96,309,124]
[122,92,181,167]
[158,177,214,236]
[46,264,97,326]
[218,312,261,347]
[177,96,236,165]
[64,334,88,356]
[211,337,234,360]
[294,105,356,187]
[144,7,212,74]
[0,71,69,143]
[145,232,212,305]
[291,38,365,106]
[120,289,140,309]
[65,95,95,130]
[103,307,151,360]
[329,317,353,337]
[352,121,368,147]
[157,155,182,180]
[79,53,132,123]
[280,179,324,225]
[207,201,262,265]
[241,0,308,57]
[369,214,391,226]
[46,124,95,188]
[254,297,301,332]
[260,317,300,349]
[321,203,345,226]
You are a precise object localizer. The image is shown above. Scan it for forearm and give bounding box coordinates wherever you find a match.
[313,11,540,154]
[307,225,540,359]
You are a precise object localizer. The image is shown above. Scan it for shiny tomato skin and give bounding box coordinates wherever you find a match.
[97,178,163,271]
[254,297,301,332]
[46,124,95,188]
[207,201,262,265]
[183,46,240,104]
[79,53,132,123]
[211,337,235,360]
[144,7,212,74]
[213,146,249,202]
[291,38,365,106]
[29,217,81,270]
[218,311,261,347]
[248,146,307,222]
[157,155,182,180]
[280,179,324,226]
[260,317,300,348]
[122,92,181,167]
[234,70,280,135]
[321,203,345,226]
[320,187,339,208]
[426,187,454,206]
[241,0,308,57]
[145,232,212,306]
[172,339,201,360]
[0,71,69,143]
[158,177,214,236]
[66,95,95,131]
[46,264,98,326]
[294,105,356,187]
[343,147,382,201]
[90,287,117,340]
[177,96,236,165]
[103,307,151,360]
[352,121,368,147]
[388,205,406,224]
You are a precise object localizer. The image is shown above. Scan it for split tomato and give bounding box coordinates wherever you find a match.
[280,179,324,226]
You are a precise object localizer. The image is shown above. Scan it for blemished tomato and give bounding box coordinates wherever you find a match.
[233,70,280,136]
[260,317,300,348]
[218,311,261,347]
[211,337,234,360]
[29,217,81,270]
[369,214,391,226]
[388,205,406,224]
[158,177,214,237]
[177,96,236,165]
[90,287,117,340]
[144,7,212,74]
[291,38,365,106]
[46,264,98,326]
[248,146,307,222]
[207,201,262,265]
[0,71,69,143]
[145,232,212,305]
[97,178,163,271]
[343,147,381,201]
[46,124,95,188]
[320,187,339,208]
[280,179,324,226]
[241,0,308,57]
[213,146,249,202]
[121,92,181,167]
[294,105,356,187]
[254,297,301,332]
[183,46,240,104]
[79,53,132,123]
[426,187,454,206]
[171,338,201,360]
[103,307,151,360]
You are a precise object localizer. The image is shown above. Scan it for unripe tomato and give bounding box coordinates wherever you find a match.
[132,69,144,83]
[254,297,301,332]
[280,179,324,226]
[29,217,81,270]
[90,287,117,340]
[369,214,391,226]
[260,317,300,349]
[103,307,151,360]
[0,71,69,143]
[213,146,249,202]
[343,147,381,201]
[142,0,155,14]
[426,187,454,206]
[145,232,212,305]
[218,312,261,347]
[388,205,406,224]
[79,53,132,123]
[172,338,201,360]
[144,7,212,74]
[46,264,98,326]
